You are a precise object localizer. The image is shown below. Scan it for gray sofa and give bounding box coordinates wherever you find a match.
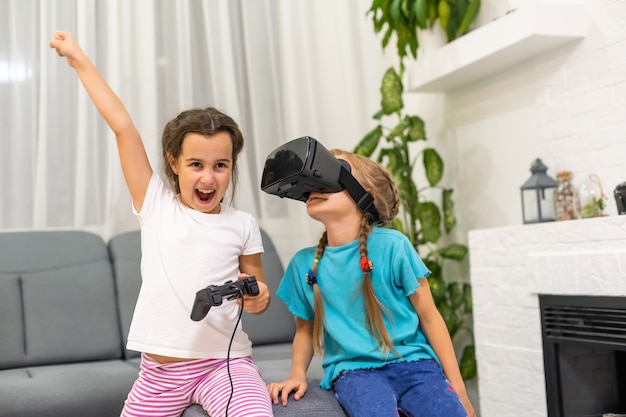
[0,229,346,417]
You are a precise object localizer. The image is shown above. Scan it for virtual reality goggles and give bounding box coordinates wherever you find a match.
[260,136,380,225]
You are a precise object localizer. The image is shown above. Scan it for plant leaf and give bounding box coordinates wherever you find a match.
[396,26,410,59]
[354,125,383,157]
[438,0,451,32]
[390,0,403,26]
[392,217,406,235]
[418,201,441,243]
[408,28,419,59]
[459,0,480,35]
[369,1,385,32]
[407,115,426,141]
[438,302,460,336]
[460,345,477,380]
[442,188,456,233]
[448,282,463,309]
[424,259,441,279]
[367,0,383,14]
[388,119,409,142]
[379,147,403,175]
[382,27,393,49]
[400,0,410,18]
[397,168,419,219]
[439,243,468,261]
[380,67,404,115]
[414,0,429,29]
[423,148,443,186]
[428,0,438,27]
[428,276,447,301]
[463,283,473,313]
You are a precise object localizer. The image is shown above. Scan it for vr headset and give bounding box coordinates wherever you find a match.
[260,136,380,225]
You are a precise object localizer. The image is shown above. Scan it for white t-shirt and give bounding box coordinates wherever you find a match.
[126,174,264,359]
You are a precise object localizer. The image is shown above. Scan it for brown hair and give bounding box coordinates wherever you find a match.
[310,149,401,356]
[161,107,245,204]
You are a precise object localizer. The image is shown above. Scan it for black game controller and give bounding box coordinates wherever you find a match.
[190,276,260,321]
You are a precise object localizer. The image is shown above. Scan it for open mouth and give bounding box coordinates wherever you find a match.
[196,189,215,202]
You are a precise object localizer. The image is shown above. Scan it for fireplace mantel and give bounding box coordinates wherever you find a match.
[468,216,626,417]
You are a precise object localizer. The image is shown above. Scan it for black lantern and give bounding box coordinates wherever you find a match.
[520,158,558,224]
[615,182,626,215]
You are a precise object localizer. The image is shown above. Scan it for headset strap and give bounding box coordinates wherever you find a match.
[338,166,381,225]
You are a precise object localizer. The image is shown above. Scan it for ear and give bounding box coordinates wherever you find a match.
[167,153,178,175]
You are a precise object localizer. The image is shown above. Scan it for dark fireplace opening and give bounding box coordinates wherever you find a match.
[540,295,626,417]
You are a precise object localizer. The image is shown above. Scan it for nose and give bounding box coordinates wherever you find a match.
[199,168,215,186]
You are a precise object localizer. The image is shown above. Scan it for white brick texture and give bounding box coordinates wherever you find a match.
[468,216,626,417]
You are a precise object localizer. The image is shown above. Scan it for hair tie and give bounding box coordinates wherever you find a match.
[306,258,320,285]
[306,268,317,285]
[360,256,374,273]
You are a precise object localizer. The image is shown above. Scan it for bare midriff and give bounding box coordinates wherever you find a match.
[147,353,198,363]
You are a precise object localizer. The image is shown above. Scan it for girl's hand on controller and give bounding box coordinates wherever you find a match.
[237,274,270,314]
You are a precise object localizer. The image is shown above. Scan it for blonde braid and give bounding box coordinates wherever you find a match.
[359,216,399,357]
[311,232,328,356]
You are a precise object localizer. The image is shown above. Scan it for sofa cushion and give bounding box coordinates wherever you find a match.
[272,384,347,417]
[0,360,138,417]
[0,231,122,369]
[108,230,143,360]
[180,380,347,417]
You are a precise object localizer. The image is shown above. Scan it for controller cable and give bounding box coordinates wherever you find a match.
[224,286,244,417]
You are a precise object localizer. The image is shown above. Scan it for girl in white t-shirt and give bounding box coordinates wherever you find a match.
[51,31,272,417]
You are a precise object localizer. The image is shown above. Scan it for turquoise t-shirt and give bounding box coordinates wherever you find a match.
[276,227,439,389]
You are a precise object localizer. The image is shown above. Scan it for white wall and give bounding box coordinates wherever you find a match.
[402,0,626,244]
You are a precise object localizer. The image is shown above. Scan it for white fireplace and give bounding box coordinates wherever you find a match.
[468,215,626,417]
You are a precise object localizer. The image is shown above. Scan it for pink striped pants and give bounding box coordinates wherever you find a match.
[121,354,272,417]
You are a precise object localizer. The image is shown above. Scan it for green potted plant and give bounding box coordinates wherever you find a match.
[353,0,481,380]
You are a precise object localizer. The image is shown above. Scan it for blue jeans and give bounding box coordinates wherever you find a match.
[332,360,467,417]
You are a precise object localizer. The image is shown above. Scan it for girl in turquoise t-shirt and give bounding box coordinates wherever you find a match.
[267,149,475,417]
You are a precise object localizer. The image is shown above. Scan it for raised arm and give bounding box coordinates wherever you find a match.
[50,31,152,211]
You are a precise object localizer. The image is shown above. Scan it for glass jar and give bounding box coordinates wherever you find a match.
[575,174,608,218]
[555,171,578,221]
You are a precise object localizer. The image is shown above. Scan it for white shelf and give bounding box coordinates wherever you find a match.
[408,1,588,93]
